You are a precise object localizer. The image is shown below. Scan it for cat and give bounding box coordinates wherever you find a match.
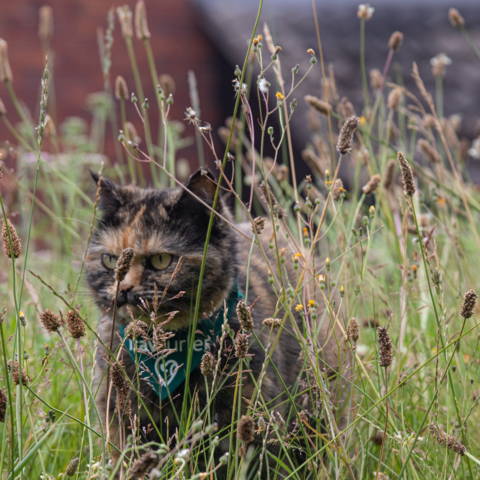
[85,169,349,474]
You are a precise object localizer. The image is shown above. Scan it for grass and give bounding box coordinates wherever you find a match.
[1,1,480,479]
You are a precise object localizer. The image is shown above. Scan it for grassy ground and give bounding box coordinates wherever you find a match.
[1,2,480,479]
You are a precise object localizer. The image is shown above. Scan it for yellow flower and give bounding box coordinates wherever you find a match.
[294,304,304,312]
[306,48,315,55]
[317,274,326,283]
[302,227,309,237]
[275,91,285,101]
[307,299,316,308]
[253,34,263,46]
[359,115,367,126]
[292,252,302,261]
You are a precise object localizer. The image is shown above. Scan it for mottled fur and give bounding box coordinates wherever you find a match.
[86,170,349,469]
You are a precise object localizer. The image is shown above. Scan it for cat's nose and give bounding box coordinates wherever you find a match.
[118,286,139,306]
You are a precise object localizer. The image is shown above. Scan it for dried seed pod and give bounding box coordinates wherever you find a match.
[304,95,332,116]
[116,6,133,38]
[418,139,441,164]
[115,248,134,283]
[200,351,215,377]
[8,361,29,385]
[38,6,54,43]
[0,39,13,83]
[377,327,392,368]
[115,75,129,100]
[383,159,396,190]
[388,31,404,51]
[362,174,381,194]
[236,300,253,331]
[387,88,402,110]
[39,309,62,333]
[449,8,465,28]
[134,0,151,40]
[429,424,466,455]
[369,69,383,90]
[336,116,359,155]
[237,415,255,444]
[347,318,359,345]
[397,152,415,196]
[461,289,477,319]
[65,310,86,338]
[234,332,250,358]
[2,218,22,258]
[65,457,79,476]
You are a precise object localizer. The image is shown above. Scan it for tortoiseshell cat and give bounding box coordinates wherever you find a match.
[86,169,349,472]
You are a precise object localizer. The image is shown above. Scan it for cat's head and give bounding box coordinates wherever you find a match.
[85,169,236,329]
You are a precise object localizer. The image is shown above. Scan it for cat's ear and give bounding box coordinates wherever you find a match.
[184,168,217,205]
[90,171,124,212]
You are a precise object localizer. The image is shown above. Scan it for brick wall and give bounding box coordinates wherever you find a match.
[0,0,231,167]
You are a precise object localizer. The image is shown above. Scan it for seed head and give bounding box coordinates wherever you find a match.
[135,0,151,40]
[383,159,396,190]
[418,139,441,164]
[336,116,359,155]
[304,95,332,116]
[461,289,477,319]
[115,75,129,100]
[0,39,13,83]
[236,300,253,331]
[397,152,415,196]
[377,326,393,368]
[449,8,465,28]
[387,87,403,110]
[357,4,374,20]
[371,431,386,446]
[200,351,216,377]
[115,248,134,283]
[65,457,79,476]
[0,388,6,422]
[159,73,176,97]
[430,53,452,78]
[8,361,29,386]
[263,317,282,328]
[116,6,133,38]
[347,318,359,345]
[429,424,466,455]
[369,69,383,90]
[111,361,129,401]
[362,174,381,195]
[388,31,404,51]
[38,6,54,43]
[152,324,174,351]
[237,415,255,444]
[234,332,250,358]
[0,98,6,117]
[65,310,85,339]
[252,217,265,235]
[129,451,159,479]
[2,218,21,258]
[39,309,62,332]
[125,319,149,339]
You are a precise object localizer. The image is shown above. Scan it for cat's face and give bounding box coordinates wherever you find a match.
[85,170,236,329]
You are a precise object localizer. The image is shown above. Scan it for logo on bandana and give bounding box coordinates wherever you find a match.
[118,286,242,400]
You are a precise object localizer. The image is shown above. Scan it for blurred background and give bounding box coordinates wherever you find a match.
[1,0,480,174]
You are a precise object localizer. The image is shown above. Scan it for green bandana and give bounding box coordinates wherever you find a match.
[118,286,242,401]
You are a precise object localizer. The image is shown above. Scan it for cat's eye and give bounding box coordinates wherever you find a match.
[149,253,172,271]
[101,253,118,270]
